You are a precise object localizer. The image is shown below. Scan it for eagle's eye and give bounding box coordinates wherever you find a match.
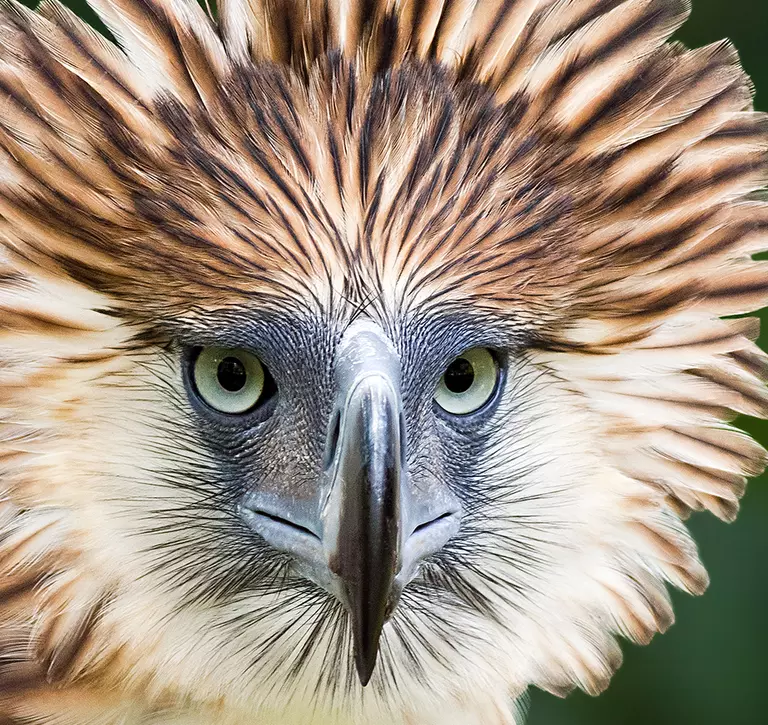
[191,347,274,415]
[434,347,500,416]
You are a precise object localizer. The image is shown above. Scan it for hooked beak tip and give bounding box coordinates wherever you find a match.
[354,639,379,686]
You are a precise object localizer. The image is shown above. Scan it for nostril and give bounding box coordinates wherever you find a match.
[240,504,324,571]
[324,410,341,470]
[400,510,461,582]
[413,510,456,536]
[248,509,320,541]
[398,412,407,468]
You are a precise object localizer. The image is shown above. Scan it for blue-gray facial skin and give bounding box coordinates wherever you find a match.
[174,303,522,682]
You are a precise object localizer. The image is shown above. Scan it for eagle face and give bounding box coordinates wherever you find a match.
[0,0,766,723]
[84,288,603,714]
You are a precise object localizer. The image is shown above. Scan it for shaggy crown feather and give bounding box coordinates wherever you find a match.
[0,0,766,723]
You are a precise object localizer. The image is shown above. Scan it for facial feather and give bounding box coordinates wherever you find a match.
[0,0,766,723]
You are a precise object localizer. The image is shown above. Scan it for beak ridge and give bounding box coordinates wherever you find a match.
[323,323,403,685]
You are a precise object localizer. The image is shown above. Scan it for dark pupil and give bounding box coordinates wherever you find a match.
[444,358,475,394]
[217,357,247,392]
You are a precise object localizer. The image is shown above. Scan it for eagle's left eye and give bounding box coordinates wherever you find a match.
[191,347,272,415]
[434,347,500,416]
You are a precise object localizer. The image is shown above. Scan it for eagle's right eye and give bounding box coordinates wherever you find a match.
[191,347,274,415]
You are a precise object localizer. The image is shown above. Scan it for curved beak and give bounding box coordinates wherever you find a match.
[322,322,403,685]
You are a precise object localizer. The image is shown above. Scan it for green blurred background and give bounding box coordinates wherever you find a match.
[32,0,768,722]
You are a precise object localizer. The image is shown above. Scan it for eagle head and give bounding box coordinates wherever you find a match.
[0,0,766,723]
